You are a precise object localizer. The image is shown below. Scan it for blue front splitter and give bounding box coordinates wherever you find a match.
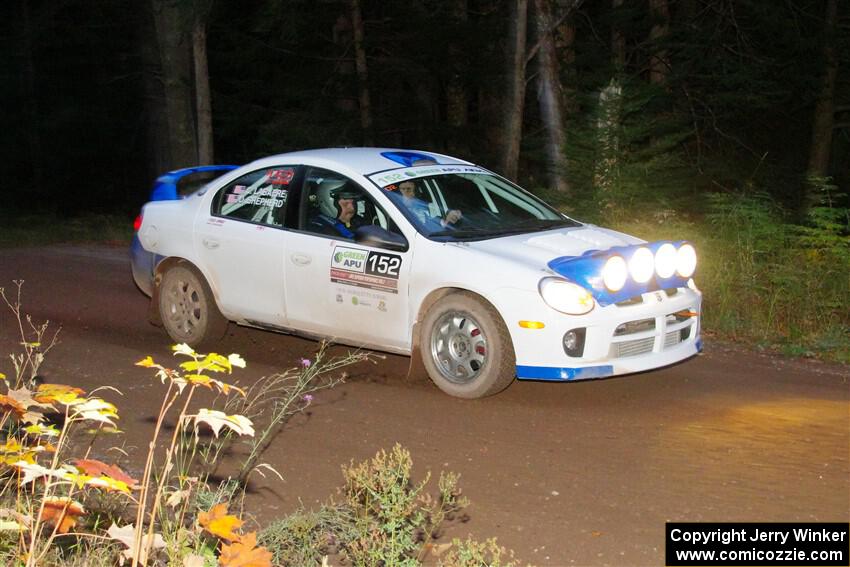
[516,364,615,381]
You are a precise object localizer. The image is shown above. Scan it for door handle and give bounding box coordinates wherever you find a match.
[291,254,312,266]
[202,238,220,249]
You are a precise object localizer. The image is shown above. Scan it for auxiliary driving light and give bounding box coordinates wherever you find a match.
[654,243,678,279]
[676,243,697,277]
[628,247,655,284]
[602,255,628,292]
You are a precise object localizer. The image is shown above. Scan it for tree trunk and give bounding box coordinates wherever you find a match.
[648,0,669,86]
[446,0,469,156]
[151,0,197,169]
[140,2,170,183]
[611,0,626,71]
[556,12,578,115]
[807,0,838,177]
[193,1,213,164]
[534,0,570,193]
[351,0,374,146]
[20,0,43,195]
[501,0,528,181]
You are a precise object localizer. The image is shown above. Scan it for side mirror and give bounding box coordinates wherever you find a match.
[355,225,408,252]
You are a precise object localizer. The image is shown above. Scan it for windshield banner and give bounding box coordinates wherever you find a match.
[368,165,488,187]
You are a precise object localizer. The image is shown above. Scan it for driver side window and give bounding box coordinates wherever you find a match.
[299,167,402,241]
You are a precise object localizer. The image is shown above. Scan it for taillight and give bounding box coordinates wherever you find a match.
[133,213,143,232]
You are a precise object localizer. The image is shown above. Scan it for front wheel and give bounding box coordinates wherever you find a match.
[419,292,515,398]
[158,264,228,349]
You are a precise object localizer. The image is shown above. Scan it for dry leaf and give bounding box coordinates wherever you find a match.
[195,410,254,438]
[166,488,190,508]
[198,503,243,541]
[40,497,85,534]
[74,458,138,488]
[107,522,165,566]
[34,384,85,405]
[182,554,205,567]
[219,532,273,567]
[0,394,27,419]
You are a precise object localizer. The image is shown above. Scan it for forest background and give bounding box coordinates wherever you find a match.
[0,0,848,359]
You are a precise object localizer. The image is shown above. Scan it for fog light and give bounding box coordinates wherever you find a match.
[563,328,586,357]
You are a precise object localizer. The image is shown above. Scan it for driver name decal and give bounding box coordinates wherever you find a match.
[330,246,400,293]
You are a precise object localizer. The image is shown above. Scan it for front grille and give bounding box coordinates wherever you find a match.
[611,336,655,358]
[664,330,682,349]
[614,318,656,336]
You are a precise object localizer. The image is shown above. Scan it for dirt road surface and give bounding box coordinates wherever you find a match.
[0,244,847,566]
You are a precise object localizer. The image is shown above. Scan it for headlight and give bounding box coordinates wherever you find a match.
[655,243,677,279]
[602,255,628,291]
[628,247,654,284]
[676,243,697,277]
[539,278,594,315]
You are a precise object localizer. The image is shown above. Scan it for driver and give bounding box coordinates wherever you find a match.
[309,181,366,239]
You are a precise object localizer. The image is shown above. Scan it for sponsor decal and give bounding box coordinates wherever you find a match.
[225,182,287,207]
[268,168,295,185]
[333,286,386,310]
[330,246,401,293]
[206,218,226,226]
[368,165,487,187]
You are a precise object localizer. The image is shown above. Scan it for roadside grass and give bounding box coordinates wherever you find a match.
[0,284,527,566]
[598,197,849,364]
[0,212,132,248]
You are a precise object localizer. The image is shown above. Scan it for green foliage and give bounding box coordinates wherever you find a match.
[258,444,485,567]
[562,79,694,223]
[437,536,521,567]
[611,183,849,362]
[341,444,430,566]
[259,506,357,566]
[701,188,849,359]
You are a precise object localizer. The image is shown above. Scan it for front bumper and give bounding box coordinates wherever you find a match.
[497,286,702,381]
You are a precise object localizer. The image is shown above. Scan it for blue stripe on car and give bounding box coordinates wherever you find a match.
[379,151,438,167]
[516,364,615,381]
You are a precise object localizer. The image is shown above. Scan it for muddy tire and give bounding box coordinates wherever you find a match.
[158,264,228,349]
[419,292,515,398]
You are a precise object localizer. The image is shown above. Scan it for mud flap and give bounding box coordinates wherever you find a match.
[148,273,163,327]
[406,343,429,383]
[406,322,429,383]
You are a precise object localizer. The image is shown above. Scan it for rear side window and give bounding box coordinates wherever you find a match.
[212,166,298,227]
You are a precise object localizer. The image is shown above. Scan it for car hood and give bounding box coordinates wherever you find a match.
[463,225,644,272]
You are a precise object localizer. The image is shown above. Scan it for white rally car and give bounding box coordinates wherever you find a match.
[131,148,701,398]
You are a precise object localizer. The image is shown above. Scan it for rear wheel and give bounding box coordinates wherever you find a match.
[419,292,515,398]
[158,264,228,349]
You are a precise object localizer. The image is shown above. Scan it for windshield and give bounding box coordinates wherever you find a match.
[372,170,579,240]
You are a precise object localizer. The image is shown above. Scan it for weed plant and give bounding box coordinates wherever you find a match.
[259,444,526,566]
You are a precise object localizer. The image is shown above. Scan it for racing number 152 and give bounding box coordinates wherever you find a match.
[366,252,401,278]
